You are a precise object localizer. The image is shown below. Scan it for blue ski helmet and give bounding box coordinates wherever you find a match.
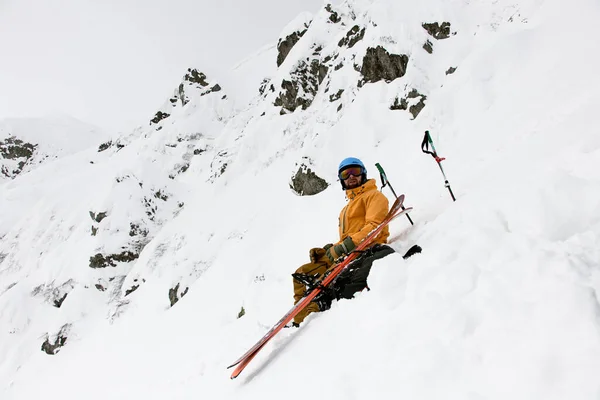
[338,157,367,189]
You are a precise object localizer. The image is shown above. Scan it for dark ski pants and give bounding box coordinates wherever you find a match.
[292,244,394,324]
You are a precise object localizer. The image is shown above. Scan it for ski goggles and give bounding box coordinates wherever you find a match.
[339,166,364,180]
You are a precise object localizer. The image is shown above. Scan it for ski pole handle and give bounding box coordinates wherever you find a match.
[422,130,456,202]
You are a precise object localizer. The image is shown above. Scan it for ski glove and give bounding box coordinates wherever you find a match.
[309,247,328,264]
[326,237,356,263]
[402,244,422,259]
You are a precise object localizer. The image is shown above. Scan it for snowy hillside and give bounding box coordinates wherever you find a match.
[2,0,600,399]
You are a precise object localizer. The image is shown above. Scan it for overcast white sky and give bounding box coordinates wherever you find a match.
[0,0,325,132]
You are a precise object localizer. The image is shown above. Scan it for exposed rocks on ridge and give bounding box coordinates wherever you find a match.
[338,25,365,48]
[277,26,310,66]
[360,46,409,84]
[422,22,453,40]
[0,136,37,178]
[41,324,70,355]
[274,58,329,114]
[169,283,189,307]
[325,4,341,23]
[150,69,222,127]
[390,89,428,119]
[290,161,329,196]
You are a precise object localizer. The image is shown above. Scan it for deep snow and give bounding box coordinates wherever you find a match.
[1,0,600,399]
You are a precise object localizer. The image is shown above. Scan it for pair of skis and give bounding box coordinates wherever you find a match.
[227,194,411,379]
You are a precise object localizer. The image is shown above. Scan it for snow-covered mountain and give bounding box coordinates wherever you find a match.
[2,0,600,399]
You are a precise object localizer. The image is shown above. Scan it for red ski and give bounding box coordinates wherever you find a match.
[228,194,411,379]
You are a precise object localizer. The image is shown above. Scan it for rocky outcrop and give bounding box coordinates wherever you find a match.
[277,28,309,67]
[97,140,125,153]
[169,283,189,307]
[0,136,37,178]
[89,251,139,269]
[89,211,108,223]
[150,69,221,126]
[274,59,329,114]
[31,280,75,308]
[422,22,454,53]
[390,89,427,119]
[329,89,344,102]
[360,46,409,84]
[150,111,171,125]
[422,22,453,40]
[41,324,70,355]
[338,25,365,49]
[446,66,457,75]
[325,4,341,23]
[423,40,433,54]
[290,162,329,196]
[124,284,139,297]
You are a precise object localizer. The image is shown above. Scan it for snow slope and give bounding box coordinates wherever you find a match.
[1,0,600,399]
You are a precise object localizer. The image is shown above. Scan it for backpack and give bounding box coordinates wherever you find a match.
[313,244,395,307]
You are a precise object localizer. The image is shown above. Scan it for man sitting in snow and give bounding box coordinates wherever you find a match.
[289,157,421,327]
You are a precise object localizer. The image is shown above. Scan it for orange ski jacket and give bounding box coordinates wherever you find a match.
[337,179,390,247]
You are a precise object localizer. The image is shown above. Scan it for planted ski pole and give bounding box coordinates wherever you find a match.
[421,130,456,201]
[375,163,414,225]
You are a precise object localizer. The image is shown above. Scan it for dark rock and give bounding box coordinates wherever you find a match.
[199,84,221,97]
[95,284,106,291]
[360,46,409,84]
[274,59,329,113]
[277,28,309,67]
[423,40,433,54]
[178,163,190,174]
[41,324,69,355]
[390,89,427,119]
[259,78,271,96]
[446,66,457,75]
[338,25,365,48]
[169,283,188,307]
[89,251,139,268]
[154,190,169,201]
[325,4,341,23]
[334,62,344,71]
[329,89,344,102]
[177,83,188,106]
[53,293,68,308]
[237,307,246,319]
[124,284,139,296]
[129,223,149,238]
[422,22,452,40]
[98,141,112,152]
[150,111,170,125]
[0,136,36,160]
[0,136,37,178]
[184,69,209,86]
[290,163,329,196]
[337,104,343,112]
[89,211,107,223]
[91,226,98,236]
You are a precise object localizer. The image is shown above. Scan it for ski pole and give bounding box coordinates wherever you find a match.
[375,163,414,225]
[421,130,456,201]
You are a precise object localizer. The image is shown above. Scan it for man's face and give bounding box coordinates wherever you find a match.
[340,166,363,190]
